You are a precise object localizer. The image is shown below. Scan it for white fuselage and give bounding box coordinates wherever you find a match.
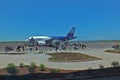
[26,27,76,46]
[27,36,52,45]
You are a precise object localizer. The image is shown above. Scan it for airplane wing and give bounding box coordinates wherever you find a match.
[45,38,54,43]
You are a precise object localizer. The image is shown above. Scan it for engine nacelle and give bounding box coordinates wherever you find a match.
[38,41,46,45]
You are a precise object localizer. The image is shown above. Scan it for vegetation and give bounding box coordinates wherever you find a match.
[105,49,120,53]
[111,61,119,67]
[30,62,36,68]
[50,69,61,73]
[6,63,18,74]
[0,62,78,77]
[48,52,101,62]
[1,61,120,77]
[39,64,46,71]
[19,63,24,68]
[55,68,61,73]
[28,62,36,73]
[99,65,104,69]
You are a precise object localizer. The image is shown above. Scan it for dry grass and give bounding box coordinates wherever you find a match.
[48,52,101,62]
[105,49,120,54]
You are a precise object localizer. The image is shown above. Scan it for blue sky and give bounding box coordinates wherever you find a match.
[0,0,120,41]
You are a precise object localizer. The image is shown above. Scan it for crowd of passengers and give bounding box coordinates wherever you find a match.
[4,43,87,53]
[55,42,87,51]
[4,44,25,53]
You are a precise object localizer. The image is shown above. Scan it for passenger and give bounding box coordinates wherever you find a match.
[62,45,67,50]
[112,45,114,48]
[79,44,81,48]
[114,43,119,49]
[61,45,64,50]
[55,46,58,51]
[81,44,84,49]
[84,45,87,49]
[74,46,78,50]
[5,46,9,54]
[36,46,38,51]
[8,47,12,51]
[64,42,68,46]
[30,47,32,51]
[22,46,25,51]
[73,43,78,50]
[24,43,27,47]
[16,45,21,52]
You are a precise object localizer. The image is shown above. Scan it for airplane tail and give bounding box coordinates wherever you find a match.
[66,27,77,40]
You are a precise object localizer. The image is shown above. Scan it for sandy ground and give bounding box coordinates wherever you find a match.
[0,41,120,70]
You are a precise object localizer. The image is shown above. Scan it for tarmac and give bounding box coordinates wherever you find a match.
[0,41,120,70]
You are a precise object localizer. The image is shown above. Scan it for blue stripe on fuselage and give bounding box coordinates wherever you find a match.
[50,36,69,41]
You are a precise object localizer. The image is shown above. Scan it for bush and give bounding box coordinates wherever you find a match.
[39,64,46,71]
[30,62,36,68]
[28,62,36,73]
[55,69,61,73]
[19,63,24,68]
[50,69,61,73]
[6,63,18,74]
[111,61,119,67]
[99,65,104,69]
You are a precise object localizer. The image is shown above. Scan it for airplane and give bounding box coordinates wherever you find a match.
[25,27,77,46]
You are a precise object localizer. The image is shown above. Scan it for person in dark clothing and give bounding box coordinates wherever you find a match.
[30,48,32,51]
[22,46,25,51]
[55,46,58,51]
[5,46,9,54]
[36,46,38,51]
[16,45,21,52]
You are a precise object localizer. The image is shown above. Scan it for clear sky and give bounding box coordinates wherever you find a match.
[0,0,120,41]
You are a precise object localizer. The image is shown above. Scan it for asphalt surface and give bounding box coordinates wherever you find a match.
[0,41,119,70]
[0,41,116,51]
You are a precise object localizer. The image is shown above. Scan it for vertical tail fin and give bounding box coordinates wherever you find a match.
[66,27,75,39]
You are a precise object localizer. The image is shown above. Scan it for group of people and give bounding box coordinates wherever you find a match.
[112,43,120,49]
[4,42,87,53]
[16,44,25,52]
[4,46,14,53]
[55,42,87,51]
[72,43,87,50]
[4,44,25,53]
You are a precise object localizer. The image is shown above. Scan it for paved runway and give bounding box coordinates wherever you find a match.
[0,41,120,70]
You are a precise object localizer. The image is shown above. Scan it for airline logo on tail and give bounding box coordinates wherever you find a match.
[66,27,76,39]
